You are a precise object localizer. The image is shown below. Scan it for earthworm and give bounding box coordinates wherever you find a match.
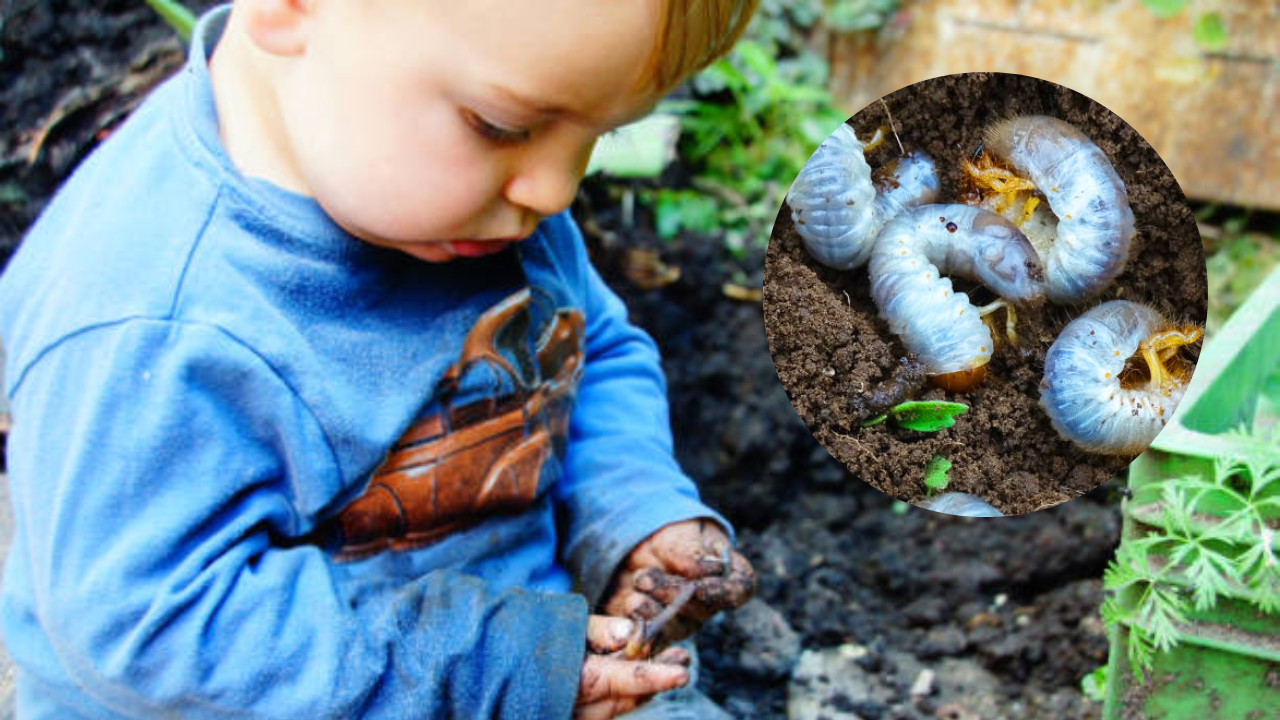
[1039,300,1201,455]
[787,124,939,269]
[979,115,1135,304]
[868,204,1045,390]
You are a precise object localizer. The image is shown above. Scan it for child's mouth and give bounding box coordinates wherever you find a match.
[447,239,518,258]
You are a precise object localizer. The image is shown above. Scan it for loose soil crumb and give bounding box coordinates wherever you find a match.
[764,73,1207,515]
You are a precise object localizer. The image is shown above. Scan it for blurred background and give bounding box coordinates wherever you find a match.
[1,1,1276,718]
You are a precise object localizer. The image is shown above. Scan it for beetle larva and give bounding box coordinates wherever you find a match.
[919,492,1004,517]
[787,124,939,269]
[1040,300,1201,455]
[979,115,1135,304]
[869,204,1045,390]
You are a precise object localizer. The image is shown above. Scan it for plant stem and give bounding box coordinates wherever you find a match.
[143,0,196,43]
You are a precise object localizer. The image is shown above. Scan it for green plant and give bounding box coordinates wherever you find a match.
[1080,664,1108,703]
[825,0,900,32]
[650,39,845,254]
[862,401,969,431]
[640,0,905,254]
[1101,430,1280,678]
[587,0,901,253]
[922,454,950,496]
[143,0,196,42]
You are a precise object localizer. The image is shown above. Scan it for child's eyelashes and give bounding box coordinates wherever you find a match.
[462,109,532,146]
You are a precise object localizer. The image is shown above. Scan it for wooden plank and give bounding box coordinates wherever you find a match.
[828,0,1279,209]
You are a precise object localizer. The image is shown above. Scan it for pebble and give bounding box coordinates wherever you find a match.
[788,645,895,720]
[720,598,801,680]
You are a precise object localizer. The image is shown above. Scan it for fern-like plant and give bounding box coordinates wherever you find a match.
[1102,428,1280,678]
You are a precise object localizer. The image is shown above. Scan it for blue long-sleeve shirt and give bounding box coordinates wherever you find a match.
[0,7,728,719]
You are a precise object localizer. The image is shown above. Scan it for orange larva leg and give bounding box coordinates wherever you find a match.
[1140,327,1204,389]
[1017,196,1040,227]
[962,161,1037,214]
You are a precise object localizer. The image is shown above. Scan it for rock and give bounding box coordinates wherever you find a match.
[721,598,800,680]
[930,658,1003,719]
[909,669,935,697]
[788,645,896,720]
[919,626,968,658]
[902,596,948,626]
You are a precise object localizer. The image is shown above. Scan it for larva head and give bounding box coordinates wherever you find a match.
[969,211,1046,305]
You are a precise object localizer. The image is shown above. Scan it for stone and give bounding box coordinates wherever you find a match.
[722,598,801,681]
[788,645,895,720]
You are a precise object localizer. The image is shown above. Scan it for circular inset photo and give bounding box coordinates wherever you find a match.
[764,73,1207,517]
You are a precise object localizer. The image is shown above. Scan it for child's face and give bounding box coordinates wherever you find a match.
[273,0,663,262]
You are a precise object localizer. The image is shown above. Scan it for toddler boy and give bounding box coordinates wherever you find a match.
[0,1,756,718]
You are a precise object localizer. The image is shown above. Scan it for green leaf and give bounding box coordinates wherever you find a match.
[888,401,969,432]
[1140,0,1188,19]
[1080,665,1108,703]
[923,454,951,496]
[585,114,681,178]
[1193,12,1229,51]
[733,41,777,81]
[862,413,888,427]
[653,190,719,239]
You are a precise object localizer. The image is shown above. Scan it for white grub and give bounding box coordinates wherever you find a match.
[787,124,939,270]
[869,204,1045,377]
[984,116,1135,304]
[918,492,1004,517]
[1040,300,1198,455]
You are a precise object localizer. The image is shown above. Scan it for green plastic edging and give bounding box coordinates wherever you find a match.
[1104,266,1280,720]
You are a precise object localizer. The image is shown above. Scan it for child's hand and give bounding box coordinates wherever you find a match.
[601,519,755,651]
[575,615,691,720]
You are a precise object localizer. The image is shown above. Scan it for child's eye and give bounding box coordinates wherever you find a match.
[462,109,532,146]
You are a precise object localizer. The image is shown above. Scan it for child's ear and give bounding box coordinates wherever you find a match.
[240,0,313,57]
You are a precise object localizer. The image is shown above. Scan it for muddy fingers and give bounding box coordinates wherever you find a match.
[574,653,689,720]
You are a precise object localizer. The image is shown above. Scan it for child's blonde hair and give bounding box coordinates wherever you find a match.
[646,0,759,93]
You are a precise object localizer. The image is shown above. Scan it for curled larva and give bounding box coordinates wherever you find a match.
[919,492,1004,517]
[1040,300,1201,455]
[981,116,1135,304]
[869,204,1045,389]
[787,124,939,269]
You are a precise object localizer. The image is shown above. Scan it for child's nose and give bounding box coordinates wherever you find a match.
[504,144,591,218]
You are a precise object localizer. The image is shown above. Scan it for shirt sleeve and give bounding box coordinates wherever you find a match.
[4,318,587,720]
[548,219,734,607]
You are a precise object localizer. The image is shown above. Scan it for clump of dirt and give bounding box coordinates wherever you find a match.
[764,73,1207,515]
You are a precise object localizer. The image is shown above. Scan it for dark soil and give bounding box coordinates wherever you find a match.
[3,7,1118,720]
[764,73,1208,515]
